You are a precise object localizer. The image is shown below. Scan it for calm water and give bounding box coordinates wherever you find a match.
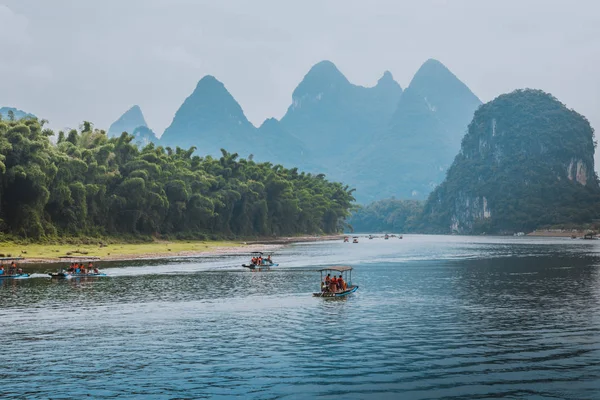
[2,235,600,399]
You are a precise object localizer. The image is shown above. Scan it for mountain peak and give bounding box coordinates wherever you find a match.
[293,60,349,98]
[108,105,148,137]
[375,70,402,92]
[403,58,481,115]
[378,70,394,83]
[187,75,241,103]
[259,117,279,130]
[409,59,469,92]
[160,74,255,156]
[195,74,221,89]
[305,60,347,82]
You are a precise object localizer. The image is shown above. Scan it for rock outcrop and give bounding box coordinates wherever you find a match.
[422,89,600,233]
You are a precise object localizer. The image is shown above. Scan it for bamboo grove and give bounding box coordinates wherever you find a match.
[0,117,355,239]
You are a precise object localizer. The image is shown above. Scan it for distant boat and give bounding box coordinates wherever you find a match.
[368,235,373,240]
[384,234,389,240]
[514,232,525,237]
[353,237,359,244]
[343,236,349,243]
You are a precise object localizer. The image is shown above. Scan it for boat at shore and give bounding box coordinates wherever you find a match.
[313,266,358,298]
[49,256,106,279]
[0,257,30,279]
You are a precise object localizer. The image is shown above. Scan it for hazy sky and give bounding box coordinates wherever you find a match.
[1,0,599,145]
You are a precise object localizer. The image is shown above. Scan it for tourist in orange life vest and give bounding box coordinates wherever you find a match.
[330,276,338,292]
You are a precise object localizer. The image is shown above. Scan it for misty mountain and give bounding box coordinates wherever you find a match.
[108,105,153,139]
[280,61,402,158]
[160,75,257,157]
[131,125,159,148]
[0,107,35,120]
[148,59,481,203]
[255,118,312,167]
[352,59,482,202]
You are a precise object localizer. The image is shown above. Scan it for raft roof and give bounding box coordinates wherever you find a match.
[318,266,353,272]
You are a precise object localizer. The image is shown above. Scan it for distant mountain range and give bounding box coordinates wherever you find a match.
[108,59,483,202]
[0,107,35,120]
[108,105,158,148]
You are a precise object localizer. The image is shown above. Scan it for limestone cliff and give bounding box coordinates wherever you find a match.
[423,89,600,233]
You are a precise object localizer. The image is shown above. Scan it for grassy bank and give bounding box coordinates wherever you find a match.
[0,240,244,262]
[0,234,343,262]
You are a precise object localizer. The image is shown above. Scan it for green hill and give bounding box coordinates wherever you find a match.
[422,89,600,233]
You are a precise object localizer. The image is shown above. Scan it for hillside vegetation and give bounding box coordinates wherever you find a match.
[0,117,354,240]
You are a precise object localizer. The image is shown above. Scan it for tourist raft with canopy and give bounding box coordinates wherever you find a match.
[313,266,358,298]
[49,256,106,278]
[0,257,30,279]
[242,252,279,270]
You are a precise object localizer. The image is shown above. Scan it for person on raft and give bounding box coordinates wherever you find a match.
[322,274,347,293]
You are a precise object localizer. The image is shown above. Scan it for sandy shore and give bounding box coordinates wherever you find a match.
[7,235,344,264]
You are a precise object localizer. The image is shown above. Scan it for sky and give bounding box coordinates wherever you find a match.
[1,0,599,153]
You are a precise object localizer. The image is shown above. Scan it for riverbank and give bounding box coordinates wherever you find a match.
[0,235,343,263]
[527,230,592,238]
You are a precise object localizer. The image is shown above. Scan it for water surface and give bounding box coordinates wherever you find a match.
[2,235,600,399]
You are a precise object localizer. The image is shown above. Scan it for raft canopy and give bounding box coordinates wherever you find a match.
[0,257,24,261]
[318,266,353,272]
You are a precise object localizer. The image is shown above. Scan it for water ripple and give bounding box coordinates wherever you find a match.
[2,235,600,398]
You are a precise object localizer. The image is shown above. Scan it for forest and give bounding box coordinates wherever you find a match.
[348,198,423,233]
[0,115,355,240]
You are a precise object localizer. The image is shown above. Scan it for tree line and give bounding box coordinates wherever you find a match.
[348,198,423,233]
[0,117,355,240]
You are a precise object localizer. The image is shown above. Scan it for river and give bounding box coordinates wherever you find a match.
[2,235,600,399]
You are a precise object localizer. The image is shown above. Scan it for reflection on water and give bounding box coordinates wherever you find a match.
[2,235,600,399]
